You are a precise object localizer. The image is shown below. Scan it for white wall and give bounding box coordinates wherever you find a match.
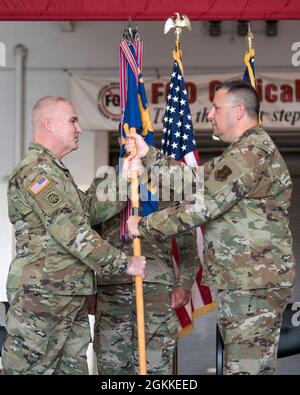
[0,70,14,179]
[0,183,13,301]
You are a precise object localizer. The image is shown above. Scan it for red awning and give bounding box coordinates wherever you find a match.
[0,0,300,21]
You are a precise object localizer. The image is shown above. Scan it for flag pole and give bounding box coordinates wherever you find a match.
[244,22,259,124]
[246,22,253,52]
[121,19,147,375]
[164,12,191,74]
[244,23,256,89]
[164,12,192,374]
[130,145,147,375]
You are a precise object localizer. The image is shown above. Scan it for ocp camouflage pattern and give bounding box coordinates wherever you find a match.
[218,287,292,374]
[139,127,295,291]
[6,143,130,299]
[96,199,201,290]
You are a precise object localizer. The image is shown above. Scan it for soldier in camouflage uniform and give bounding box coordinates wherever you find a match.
[126,80,296,375]
[2,96,146,375]
[93,200,201,375]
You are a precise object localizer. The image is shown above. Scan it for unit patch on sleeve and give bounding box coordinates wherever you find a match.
[28,175,66,216]
[46,192,61,206]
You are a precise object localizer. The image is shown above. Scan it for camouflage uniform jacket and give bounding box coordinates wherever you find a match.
[6,143,129,299]
[139,127,296,291]
[96,204,201,291]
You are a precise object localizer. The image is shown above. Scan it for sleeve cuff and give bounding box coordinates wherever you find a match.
[142,146,160,169]
[175,278,194,292]
[138,216,153,240]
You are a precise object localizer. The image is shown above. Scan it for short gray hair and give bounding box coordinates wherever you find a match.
[216,79,260,119]
[32,96,68,130]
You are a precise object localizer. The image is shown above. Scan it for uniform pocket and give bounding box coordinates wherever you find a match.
[218,290,279,344]
[165,311,179,337]
[6,258,23,292]
[5,296,49,355]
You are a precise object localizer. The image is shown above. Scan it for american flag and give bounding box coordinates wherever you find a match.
[30,176,49,195]
[162,58,217,336]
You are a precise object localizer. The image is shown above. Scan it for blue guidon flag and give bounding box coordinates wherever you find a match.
[119,39,158,239]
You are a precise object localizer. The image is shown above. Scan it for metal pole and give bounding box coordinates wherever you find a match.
[14,44,27,165]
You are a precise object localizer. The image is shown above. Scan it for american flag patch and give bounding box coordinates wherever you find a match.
[30,176,50,195]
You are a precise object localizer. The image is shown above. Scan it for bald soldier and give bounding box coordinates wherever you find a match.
[2,96,146,375]
[126,80,296,375]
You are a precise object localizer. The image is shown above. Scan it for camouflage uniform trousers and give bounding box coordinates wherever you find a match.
[2,293,91,375]
[93,283,178,375]
[217,287,292,375]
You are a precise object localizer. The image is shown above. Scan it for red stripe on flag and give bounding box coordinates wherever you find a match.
[176,306,192,328]
[120,41,139,85]
[176,151,216,334]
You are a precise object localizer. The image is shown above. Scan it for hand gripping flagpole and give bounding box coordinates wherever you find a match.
[120,19,147,375]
